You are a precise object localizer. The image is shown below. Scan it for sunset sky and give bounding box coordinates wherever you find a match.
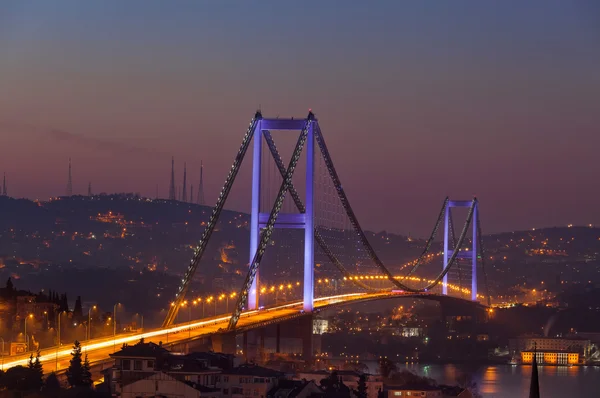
[1,1,599,236]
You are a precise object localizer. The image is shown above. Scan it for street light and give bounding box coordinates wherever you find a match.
[113,303,120,353]
[218,295,224,314]
[24,314,33,351]
[1,337,4,370]
[135,313,144,331]
[88,305,96,340]
[55,310,66,371]
[74,322,88,344]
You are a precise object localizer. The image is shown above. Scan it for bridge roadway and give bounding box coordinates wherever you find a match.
[1,291,460,373]
[1,293,384,372]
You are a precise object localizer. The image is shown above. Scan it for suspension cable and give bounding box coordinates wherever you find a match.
[403,197,448,278]
[162,112,262,328]
[315,123,475,293]
[262,130,381,292]
[228,113,314,330]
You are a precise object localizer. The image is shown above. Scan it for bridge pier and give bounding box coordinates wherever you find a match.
[276,323,281,354]
[211,332,237,355]
[242,332,248,362]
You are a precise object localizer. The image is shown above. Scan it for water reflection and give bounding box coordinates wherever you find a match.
[361,362,599,398]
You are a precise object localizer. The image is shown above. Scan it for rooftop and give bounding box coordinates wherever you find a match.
[110,340,170,359]
[386,383,441,392]
[268,380,324,398]
[224,363,284,378]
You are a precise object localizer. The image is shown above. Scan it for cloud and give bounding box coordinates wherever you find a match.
[46,128,164,156]
[0,120,166,156]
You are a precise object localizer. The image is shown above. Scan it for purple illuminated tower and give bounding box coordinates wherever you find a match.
[443,199,479,301]
[248,117,315,312]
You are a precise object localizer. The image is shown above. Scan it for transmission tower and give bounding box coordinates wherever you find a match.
[168,157,176,200]
[2,173,6,196]
[66,158,73,196]
[182,162,188,202]
[197,161,205,205]
[87,182,92,197]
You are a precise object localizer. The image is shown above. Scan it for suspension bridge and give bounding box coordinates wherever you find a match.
[2,110,490,371]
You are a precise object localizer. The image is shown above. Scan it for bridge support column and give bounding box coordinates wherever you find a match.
[300,315,313,363]
[442,206,449,295]
[243,332,248,362]
[303,120,315,312]
[249,120,262,310]
[259,328,266,363]
[211,332,237,355]
[471,203,478,301]
[276,323,281,354]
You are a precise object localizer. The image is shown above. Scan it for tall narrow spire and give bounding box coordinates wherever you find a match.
[198,160,205,205]
[529,343,540,398]
[87,182,92,197]
[2,173,7,196]
[182,162,188,202]
[168,156,176,200]
[66,158,73,196]
[190,184,194,204]
[156,184,159,200]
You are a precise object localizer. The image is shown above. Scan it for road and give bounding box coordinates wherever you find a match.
[1,293,381,373]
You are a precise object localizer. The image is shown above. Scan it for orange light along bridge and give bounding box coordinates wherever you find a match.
[1,291,488,373]
[2,110,492,372]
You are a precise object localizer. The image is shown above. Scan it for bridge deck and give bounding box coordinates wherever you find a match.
[0,292,480,373]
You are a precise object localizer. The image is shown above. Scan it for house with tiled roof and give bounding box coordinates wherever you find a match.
[267,380,325,398]
[118,372,221,398]
[217,364,285,398]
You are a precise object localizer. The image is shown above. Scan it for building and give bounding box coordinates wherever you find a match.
[217,364,283,398]
[106,340,226,396]
[509,336,591,360]
[267,380,324,398]
[119,372,221,398]
[15,295,58,321]
[521,350,579,365]
[386,384,442,397]
[296,370,382,398]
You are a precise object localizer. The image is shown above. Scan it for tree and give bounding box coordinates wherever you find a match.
[26,349,44,389]
[60,293,69,312]
[0,365,37,391]
[6,277,14,292]
[378,357,397,378]
[456,373,482,398]
[355,374,367,398]
[67,340,84,387]
[320,372,351,398]
[82,353,93,387]
[74,296,83,322]
[34,350,44,382]
[44,372,61,396]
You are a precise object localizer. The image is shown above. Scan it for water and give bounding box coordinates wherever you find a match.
[361,362,600,397]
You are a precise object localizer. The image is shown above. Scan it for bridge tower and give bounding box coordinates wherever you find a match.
[249,116,315,312]
[442,199,479,301]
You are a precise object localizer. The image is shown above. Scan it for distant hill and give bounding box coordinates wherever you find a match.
[0,194,598,313]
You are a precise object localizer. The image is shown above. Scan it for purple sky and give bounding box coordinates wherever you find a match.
[1,1,599,236]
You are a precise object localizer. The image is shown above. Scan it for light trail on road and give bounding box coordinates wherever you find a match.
[1,293,368,372]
